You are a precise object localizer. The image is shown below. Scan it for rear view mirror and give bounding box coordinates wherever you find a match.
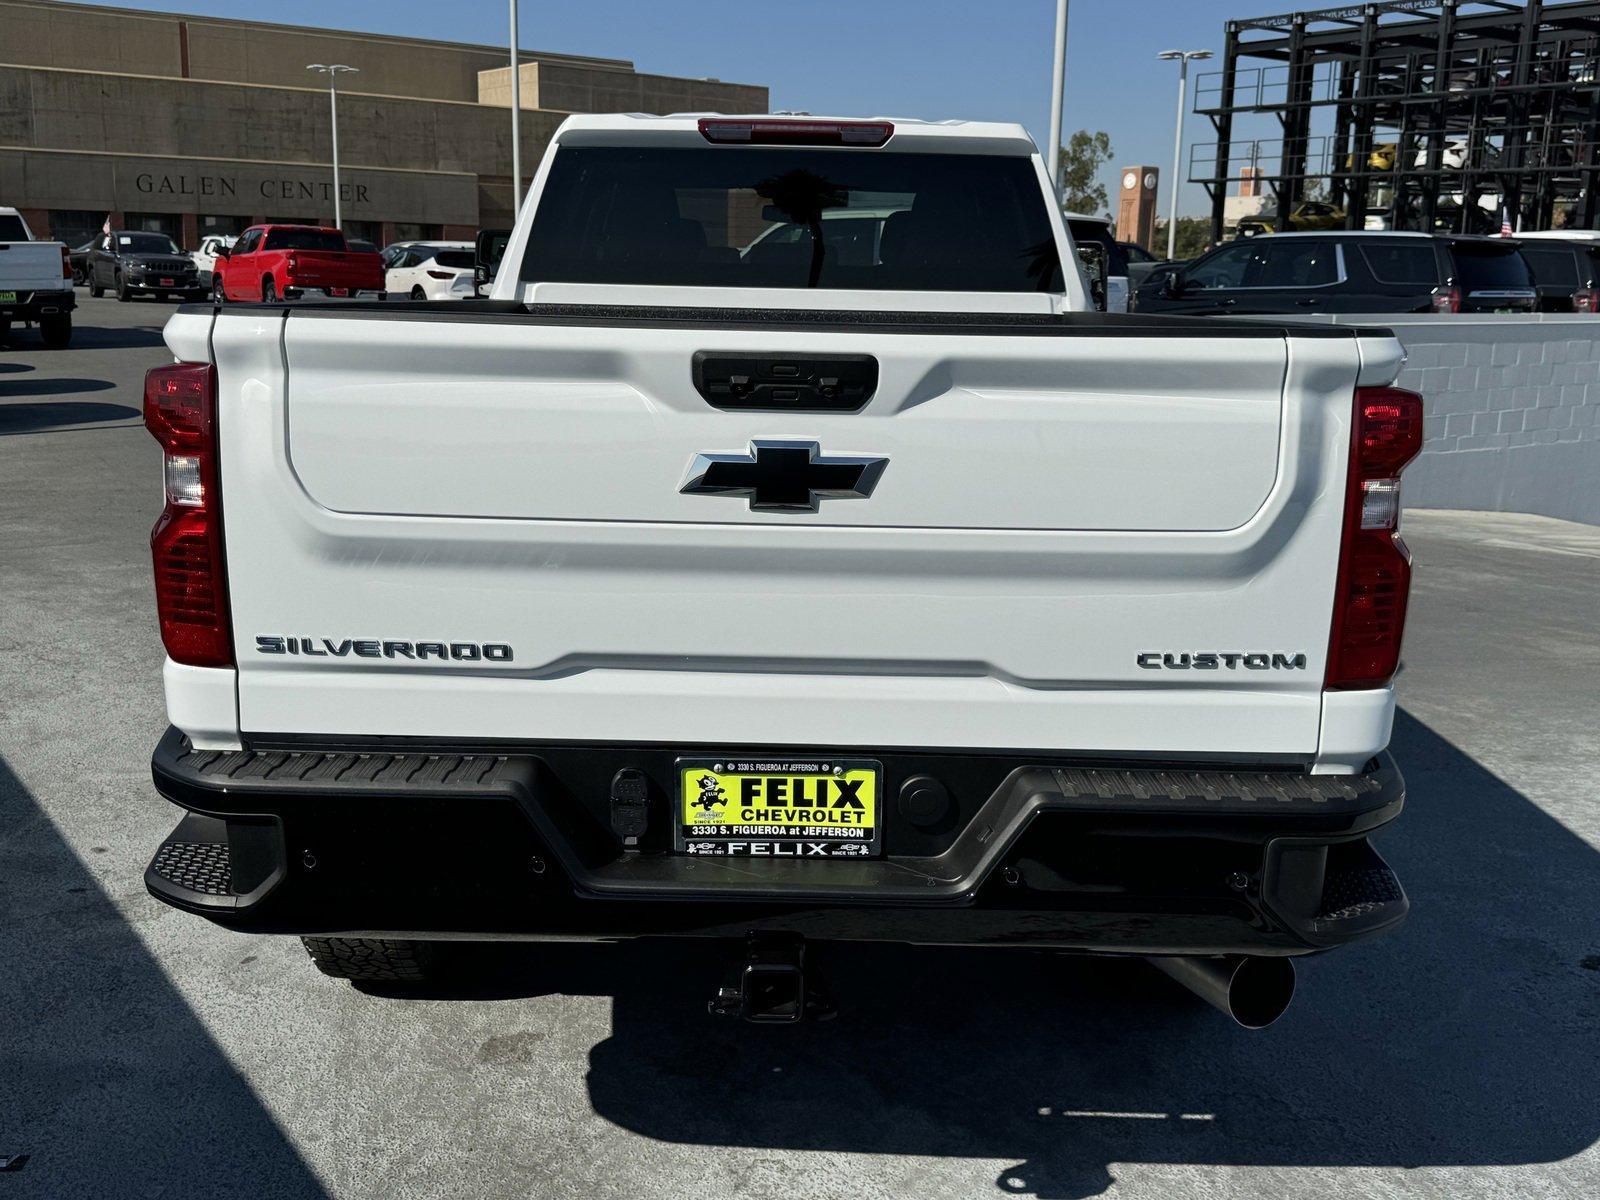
[1074,242,1108,312]
[475,228,511,291]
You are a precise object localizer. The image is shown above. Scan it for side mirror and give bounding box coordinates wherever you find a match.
[475,228,511,290]
[1074,242,1108,312]
[1163,270,1184,298]
[215,246,230,260]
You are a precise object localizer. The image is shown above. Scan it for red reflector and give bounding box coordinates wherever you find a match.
[145,362,233,668]
[1574,289,1599,313]
[697,118,893,147]
[1326,386,1425,690]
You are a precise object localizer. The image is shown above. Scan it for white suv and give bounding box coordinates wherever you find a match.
[383,241,476,300]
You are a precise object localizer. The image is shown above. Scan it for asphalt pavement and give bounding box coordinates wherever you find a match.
[2,294,1598,1200]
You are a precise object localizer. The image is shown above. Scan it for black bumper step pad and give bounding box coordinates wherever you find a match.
[149,839,232,896]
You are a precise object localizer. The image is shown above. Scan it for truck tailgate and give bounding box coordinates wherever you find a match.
[205,305,1389,758]
[0,241,66,292]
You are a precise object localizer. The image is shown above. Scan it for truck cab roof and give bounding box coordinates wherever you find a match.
[551,113,1040,156]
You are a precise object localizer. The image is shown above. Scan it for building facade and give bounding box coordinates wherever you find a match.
[0,0,767,248]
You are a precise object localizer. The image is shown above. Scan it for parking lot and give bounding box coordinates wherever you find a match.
[2,294,1598,1200]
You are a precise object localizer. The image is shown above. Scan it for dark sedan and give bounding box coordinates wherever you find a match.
[86,230,204,302]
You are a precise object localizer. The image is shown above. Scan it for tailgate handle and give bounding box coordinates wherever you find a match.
[692,351,877,412]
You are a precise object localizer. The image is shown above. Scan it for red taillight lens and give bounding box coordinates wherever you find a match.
[1326,386,1425,690]
[1573,289,1599,313]
[697,118,894,147]
[426,269,453,280]
[61,245,72,279]
[1430,285,1460,313]
[145,363,233,668]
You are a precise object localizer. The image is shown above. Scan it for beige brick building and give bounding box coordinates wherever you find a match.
[0,0,767,248]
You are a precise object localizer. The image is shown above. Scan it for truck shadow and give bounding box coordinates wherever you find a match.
[559,708,1600,1196]
[0,398,139,434]
[0,756,329,1199]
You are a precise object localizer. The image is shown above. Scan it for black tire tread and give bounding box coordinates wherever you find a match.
[301,936,441,982]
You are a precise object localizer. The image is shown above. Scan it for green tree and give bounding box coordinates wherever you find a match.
[1056,130,1114,215]
[1152,215,1213,261]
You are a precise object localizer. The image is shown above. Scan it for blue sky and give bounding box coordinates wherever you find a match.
[95,0,1312,217]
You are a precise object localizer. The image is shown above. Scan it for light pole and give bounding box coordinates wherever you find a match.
[307,64,359,230]
[1158,49,1211,260]
[1046,0,1070,193]
[509,1,522,215]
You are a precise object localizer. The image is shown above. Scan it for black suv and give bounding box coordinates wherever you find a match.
[1135,231,1537,316]
[1515,235,1600,312]
[85,231,203,302]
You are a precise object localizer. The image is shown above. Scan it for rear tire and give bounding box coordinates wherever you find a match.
[301,937,444,982]
[262,278,278,303]
[410,285,426,301]
[39,314,71,350]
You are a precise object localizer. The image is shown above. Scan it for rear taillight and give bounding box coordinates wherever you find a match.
[1326,386,1425,690]
[697,117,894,147]
[287,253,299,271]
[1430,285,1460,313]
[426,269,453,280]
[1573,288,1599,313]
[144,363,233,668]
[61,245,72,279]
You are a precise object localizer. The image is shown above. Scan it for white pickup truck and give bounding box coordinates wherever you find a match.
[143,115,1419,1026]
[0,207,74,348]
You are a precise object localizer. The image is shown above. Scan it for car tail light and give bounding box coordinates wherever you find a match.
[426,269,454,280]
[1326,386,1425,690]
[1573,288,1599,313]
[61,245,72,279]
[1430,285,1460,313]
[287,253,299,271]
[144,363,233,668]
[698,118,894,147]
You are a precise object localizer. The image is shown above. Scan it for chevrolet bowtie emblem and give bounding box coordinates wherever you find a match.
[680,440,888,513]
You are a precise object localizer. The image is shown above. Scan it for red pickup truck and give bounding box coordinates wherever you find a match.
[212,224,384,302]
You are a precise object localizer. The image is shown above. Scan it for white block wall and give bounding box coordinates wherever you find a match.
[1331,314,1600,526]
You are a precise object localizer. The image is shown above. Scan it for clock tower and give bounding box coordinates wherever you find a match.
[1114,165,1160,252]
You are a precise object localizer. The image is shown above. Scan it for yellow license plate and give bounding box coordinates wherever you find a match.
[0,291,16,303]
[677,758,880,858]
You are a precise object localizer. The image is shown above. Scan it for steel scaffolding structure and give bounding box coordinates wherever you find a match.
[1193,0,1600,241]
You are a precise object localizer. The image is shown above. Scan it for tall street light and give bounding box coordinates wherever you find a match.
[306,64,359,230]
[1046,0,1070,193]
[509,1,522,215]
[1159,49,1211,260]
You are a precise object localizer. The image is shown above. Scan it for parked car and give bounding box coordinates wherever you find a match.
[1064,212,1129,311]
[142,114,1415,1027]
[0,205,74,347]
[1136,230,1536,315]
[1515,231,1600,312]
[383,241,476,300]
[1120,240,1171,294]
[68,238,96,285]
[87,229,204,302]
[213,224,385,302]
[191,235,237,286]
[1237,200,1346,237]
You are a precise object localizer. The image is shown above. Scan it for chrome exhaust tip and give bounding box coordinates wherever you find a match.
[1148,954,1297,1029]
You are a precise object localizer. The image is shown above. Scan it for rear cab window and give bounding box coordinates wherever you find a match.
[0,214,30,241]
[265,229,348,252]
[520,147,1064,293]
[1520,246,1580,287]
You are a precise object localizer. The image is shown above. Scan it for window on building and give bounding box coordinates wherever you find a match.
[125,212,183,245]
[199,214,250,239]
[389,223,443,244]
[342,220,382,245]
[50,210,105,248]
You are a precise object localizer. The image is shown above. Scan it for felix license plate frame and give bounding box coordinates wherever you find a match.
[676,757,881,859]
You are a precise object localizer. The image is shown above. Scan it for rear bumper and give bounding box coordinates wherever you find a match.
[0,289,75,320]
[146,727,1407,955]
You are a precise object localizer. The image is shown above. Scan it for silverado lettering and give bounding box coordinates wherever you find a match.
[255,636,512,662]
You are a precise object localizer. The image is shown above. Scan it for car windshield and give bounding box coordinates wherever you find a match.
[264,229,347,252]
[1451,245,1533,289]
[118,233,179,254]
[522,146,1064,292]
